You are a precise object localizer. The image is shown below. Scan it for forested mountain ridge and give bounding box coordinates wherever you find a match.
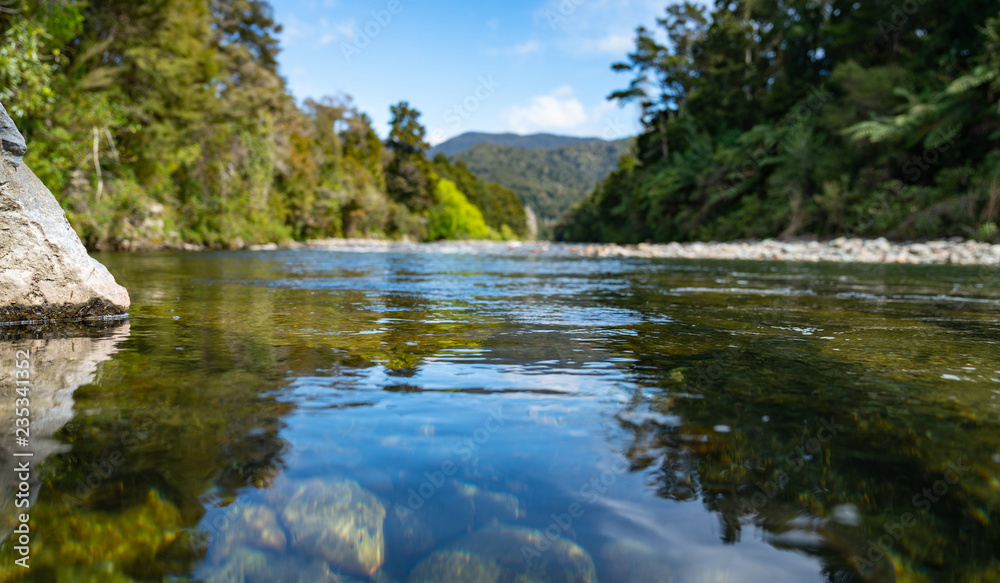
[557,1,1000,244]
[453,139,633,238]
[0,0,527,250]
[430,132,611,156]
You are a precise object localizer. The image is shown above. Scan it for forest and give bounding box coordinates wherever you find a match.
[557,0,1000,244]
[0,0,528,250]
[7,0,1000,248]
[453,139,631,239]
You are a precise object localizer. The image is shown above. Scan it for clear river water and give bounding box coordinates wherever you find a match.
[1,246,998,582]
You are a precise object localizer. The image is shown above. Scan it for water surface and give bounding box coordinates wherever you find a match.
[1,247,998,582]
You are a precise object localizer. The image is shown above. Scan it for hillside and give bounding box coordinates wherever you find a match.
[430,132,608,157]
[454,139,632,237]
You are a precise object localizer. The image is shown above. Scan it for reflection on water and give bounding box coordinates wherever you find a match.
[0,321,131,547]
[0,249,997,582]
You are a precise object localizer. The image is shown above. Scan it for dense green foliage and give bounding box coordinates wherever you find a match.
[426,179,493,241]
[557,1,1000,243]
[0,0,526,249]
[455,139,632,238]
[432,154,528,238]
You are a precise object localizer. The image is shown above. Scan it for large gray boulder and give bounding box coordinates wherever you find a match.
[408,525,598,583]
[0,102,129,323]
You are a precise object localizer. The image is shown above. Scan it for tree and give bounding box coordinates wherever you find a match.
[432,153,529,238]
[385,101,434,213]
[427,179,491,240]
[0,0,83,120]
[0,0,522,248]
[387,101,428,157]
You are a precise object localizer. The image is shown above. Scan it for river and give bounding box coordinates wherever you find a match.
[1,247,997,582]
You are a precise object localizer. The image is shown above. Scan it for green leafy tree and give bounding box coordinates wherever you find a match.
[432,153,528,238]
[0,0,83,120]
[427,179,492,240]
[385,101,434,215]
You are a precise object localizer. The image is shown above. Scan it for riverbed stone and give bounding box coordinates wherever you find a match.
[385,481,476,561]
[209,503,288,562]
[407,525,598,583]
[269,477,386,576]
[197,547,356,583]
[0,110,130,323]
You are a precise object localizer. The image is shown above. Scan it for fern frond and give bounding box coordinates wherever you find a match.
[924,121,963,149]
[945,68,999,95]
[892,87,921,105]
[844,121,902,143]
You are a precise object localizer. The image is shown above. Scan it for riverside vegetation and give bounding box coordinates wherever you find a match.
[0,0,528,251]
[557,1,1000,245]
[8,1,999,251]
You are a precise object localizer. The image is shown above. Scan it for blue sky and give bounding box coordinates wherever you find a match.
[271,0,671,143]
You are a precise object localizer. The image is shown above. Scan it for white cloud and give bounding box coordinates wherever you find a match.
[319,18,356,45]
[281,14,356,46]
[512,40,543,56]
[486,40,545,57]
[596,33,634,55]
[282,15,306,40]
[502,86,590,134]
[502,86,644,138]
[534,0,672,57]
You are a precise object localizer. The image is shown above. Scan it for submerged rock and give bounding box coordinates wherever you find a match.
[407,525,598,583]
[409,551,503,582]
[208,503,288,562]
[385,483,476,562]
[269,477,386,577]
[197,476,387,582]
[197,547,348,583]
[385,479,523,563]
[458,482,524,526]
[0,101,129,324]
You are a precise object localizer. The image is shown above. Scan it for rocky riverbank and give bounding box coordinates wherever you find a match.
[247,237,1000,266]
